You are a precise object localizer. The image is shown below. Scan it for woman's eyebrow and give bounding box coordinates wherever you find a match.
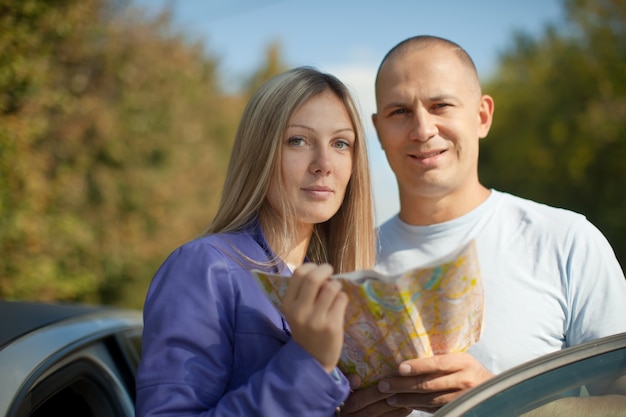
[287,124,354,135]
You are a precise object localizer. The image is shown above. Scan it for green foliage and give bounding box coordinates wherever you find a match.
[0,0,245,307]
[480,0,626,269]
[6,0,622,308]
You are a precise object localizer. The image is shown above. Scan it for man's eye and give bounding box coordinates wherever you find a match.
[390,108,407,116]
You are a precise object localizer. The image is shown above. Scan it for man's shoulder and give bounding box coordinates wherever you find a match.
[494,190,587,224]
[376,214,411,245]
[377,214,400,233]
[376,190,588,232]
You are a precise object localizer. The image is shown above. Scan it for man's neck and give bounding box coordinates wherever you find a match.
[398,184,490,226]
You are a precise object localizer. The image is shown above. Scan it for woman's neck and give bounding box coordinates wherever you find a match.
[261,217,313,269]
[283,227,312,268]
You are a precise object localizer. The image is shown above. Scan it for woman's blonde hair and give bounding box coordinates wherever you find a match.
[206,66,375,273]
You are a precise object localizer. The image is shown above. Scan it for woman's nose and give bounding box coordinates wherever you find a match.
[309,148,332,175]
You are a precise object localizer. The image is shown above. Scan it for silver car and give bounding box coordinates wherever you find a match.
[0,300,142,417]
[433,331,626,416]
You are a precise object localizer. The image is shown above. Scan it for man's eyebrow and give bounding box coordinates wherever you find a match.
[430,94,459,101]
[381,94,459,110]
[380,101,408,111]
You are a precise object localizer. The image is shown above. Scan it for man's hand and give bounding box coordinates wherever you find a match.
[342,352,493,415]
[341,377,411,417]
[379,352,494,412]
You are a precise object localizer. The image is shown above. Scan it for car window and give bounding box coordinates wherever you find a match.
[118,328,142,372]
[454,347,626,417]
[14,359,130,417]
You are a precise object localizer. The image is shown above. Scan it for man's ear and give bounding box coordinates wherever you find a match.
[478,94,495,139]
[371,113,383,148]
[371,113,379,137]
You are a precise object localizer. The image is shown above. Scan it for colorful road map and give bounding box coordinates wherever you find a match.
[252,240,483,388]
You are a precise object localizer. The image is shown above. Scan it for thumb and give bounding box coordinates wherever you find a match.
[348,373,362,390]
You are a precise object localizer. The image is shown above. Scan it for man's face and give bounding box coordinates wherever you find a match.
[372,46,493,201]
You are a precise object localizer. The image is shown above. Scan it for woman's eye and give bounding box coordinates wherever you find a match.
[287,136,306,146]
[333,139,351,150]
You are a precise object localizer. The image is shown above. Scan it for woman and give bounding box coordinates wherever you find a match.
[136,67,376,416]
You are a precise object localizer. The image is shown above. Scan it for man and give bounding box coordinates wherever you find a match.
[342,35,626,416]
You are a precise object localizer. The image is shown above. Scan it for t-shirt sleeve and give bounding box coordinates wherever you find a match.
[565,217,626,346]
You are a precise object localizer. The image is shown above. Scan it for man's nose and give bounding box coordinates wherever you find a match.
[409,108,438,142]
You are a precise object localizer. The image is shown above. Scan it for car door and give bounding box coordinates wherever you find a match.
[433,332,626,416]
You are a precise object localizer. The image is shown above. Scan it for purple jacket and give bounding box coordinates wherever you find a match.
[136,221,349,416]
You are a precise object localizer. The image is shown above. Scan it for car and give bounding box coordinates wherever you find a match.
[433,331,626,416]
[0,300,143,417]
[3,299,624,417]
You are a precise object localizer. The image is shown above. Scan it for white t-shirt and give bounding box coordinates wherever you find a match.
[376,189,626,414]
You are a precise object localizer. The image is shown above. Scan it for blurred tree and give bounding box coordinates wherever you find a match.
[242,40,288,97]
[480,0,626,269]
[0,0,247,307]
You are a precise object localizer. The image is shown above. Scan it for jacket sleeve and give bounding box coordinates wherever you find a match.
[135,240,350,417]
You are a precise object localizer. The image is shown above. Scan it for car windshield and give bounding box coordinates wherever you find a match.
[462,349,626,416]
[434,333,626,417]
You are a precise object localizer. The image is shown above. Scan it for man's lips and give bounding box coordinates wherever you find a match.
[410,149,446,159]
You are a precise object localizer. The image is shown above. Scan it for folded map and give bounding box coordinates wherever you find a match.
[251,240,483,388]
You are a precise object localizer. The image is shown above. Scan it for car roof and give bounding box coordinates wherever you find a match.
[0,300,123,349]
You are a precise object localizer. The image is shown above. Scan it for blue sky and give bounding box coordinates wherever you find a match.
[133,0,565,224]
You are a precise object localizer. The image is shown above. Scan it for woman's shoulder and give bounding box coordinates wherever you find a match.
[171,230,262,263]
[185,230,256,247]
[147,230,268,294]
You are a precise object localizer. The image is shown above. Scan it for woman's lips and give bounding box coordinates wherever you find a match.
[302,186,333,198]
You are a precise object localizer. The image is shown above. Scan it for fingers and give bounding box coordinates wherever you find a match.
[341,385,398,417]
[399,352,492,376]
[342,403,412,417]
[389,391,460,410]
[281,263,347,372]
[348,374,362,390]
[398,354,461,376]
[396,353,494,391]
[371,353,495,411]
[317,278,348,318]
[342,383,451,415]
[283,263,344,324]
[283,262,328,308]
[342,355,492,414]
[380,372,448,394]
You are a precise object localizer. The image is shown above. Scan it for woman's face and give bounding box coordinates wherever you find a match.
[267,89,355,234]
